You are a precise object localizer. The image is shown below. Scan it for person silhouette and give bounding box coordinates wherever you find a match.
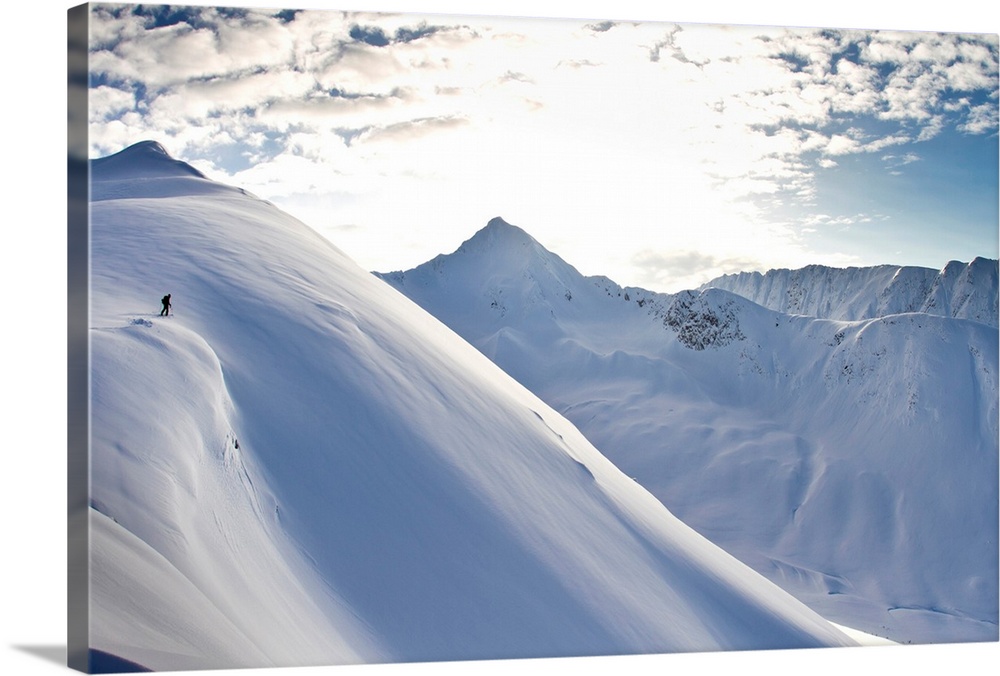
[160,293,172,316]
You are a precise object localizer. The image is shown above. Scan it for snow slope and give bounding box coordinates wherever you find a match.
[378,217,999,646]
[700,260,999,328]
[86,142,856,671]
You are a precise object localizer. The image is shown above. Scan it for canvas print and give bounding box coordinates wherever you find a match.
[68,1,999,673]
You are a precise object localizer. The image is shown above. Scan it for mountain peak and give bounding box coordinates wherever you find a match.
[459,217,540,255]
[131,139,172,157]
[92,140,206,180]
[482,216,532,240]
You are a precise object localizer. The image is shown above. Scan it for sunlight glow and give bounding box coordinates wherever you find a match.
[87,1,999,292]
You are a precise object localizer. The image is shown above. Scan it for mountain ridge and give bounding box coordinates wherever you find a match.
[380,217,998,331]
[700,257,998,327]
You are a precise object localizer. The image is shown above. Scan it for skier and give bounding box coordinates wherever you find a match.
[160,293,172,316]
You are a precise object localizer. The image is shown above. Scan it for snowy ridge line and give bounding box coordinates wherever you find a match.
[699,259,999,327]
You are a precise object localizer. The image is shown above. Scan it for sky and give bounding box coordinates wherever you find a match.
[80,1,999,292]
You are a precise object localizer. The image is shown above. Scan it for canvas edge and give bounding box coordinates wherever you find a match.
[67,3,91,673]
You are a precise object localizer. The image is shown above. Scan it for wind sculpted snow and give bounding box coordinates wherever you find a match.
[379,217,999,646]
[86,142,856,670]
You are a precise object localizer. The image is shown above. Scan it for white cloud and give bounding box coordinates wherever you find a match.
[631,249,764,290]
[861,33,912,65]
[960,102,1000,133]
[89,85,135,120]
[825,134,860,155]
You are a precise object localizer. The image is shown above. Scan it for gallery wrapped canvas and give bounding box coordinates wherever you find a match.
[67,2,998,674]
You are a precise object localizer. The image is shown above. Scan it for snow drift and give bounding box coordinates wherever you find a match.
[379,217,999,645]
[85,142,857,671]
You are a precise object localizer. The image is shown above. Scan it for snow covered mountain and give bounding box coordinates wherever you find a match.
[378,217,999,646]
[700,259,999,328]
[85,142,857,671]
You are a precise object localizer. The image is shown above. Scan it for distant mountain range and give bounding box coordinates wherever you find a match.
[700,259,998,328]
[378,217,999,645]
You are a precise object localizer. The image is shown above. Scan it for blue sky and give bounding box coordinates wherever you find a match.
[81,1,999,292]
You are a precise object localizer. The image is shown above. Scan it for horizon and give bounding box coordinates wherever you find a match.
[83,1,999,292]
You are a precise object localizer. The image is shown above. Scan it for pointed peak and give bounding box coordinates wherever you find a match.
[445,218,563,272]
[482,216,529,237]
[486,216,514,229]
[448,219,551,268]
[466,217,536,248]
